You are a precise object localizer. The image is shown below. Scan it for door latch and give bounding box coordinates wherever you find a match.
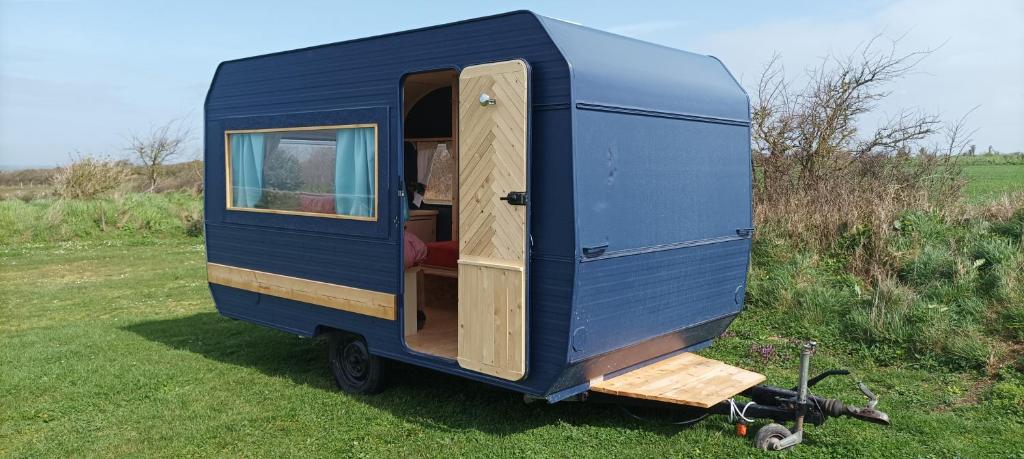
[499,191,528,206]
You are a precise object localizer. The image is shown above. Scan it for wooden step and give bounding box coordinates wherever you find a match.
[589,352,766,408]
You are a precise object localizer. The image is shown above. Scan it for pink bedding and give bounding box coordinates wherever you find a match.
[404,231,428,268]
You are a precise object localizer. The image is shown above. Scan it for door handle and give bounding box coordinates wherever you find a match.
[499,191,528,206]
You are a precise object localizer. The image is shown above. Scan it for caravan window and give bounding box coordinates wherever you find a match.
[225,124,378,221]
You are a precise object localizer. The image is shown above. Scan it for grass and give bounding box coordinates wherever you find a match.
[0,192,202,244]
[957,154,1024,202]
[1,160,1022,456]
[2,239,1023,457]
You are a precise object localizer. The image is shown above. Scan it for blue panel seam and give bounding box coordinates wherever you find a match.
[580,234,750,262]
[576,102,750,127]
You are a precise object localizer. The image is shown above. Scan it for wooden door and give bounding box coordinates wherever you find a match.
[457,60,529,381]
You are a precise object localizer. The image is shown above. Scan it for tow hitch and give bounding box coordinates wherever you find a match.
[589,341,890,451]
[732,341,890,450]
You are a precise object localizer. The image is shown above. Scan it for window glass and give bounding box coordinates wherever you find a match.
[226,125,377,220]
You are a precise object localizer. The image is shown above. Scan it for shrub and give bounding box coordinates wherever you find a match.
[51,156,131,199]
[752,42,967,281]
[0,192,201,244]
[182,209,204,238]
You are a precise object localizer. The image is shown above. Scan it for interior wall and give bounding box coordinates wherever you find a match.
[402,70,458,241]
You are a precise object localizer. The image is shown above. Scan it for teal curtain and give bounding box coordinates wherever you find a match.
[230,133,265,207]
[335,127,375,217]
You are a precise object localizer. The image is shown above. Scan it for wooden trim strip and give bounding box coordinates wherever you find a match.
[223,123,379,222]
[224,123,379,135]
[207,263,395,320]
[456,255,525,271]
[420,265,459,278]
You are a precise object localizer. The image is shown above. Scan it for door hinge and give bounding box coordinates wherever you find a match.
[500,191,528,206]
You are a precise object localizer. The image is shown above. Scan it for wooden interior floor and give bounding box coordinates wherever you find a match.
[405,275,458,359]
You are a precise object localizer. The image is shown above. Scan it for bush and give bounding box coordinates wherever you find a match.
[744,207,1023,373]
[51,156,131,199]
[0,192,201,243]
[752,44,967,281]
[183,209,204,238]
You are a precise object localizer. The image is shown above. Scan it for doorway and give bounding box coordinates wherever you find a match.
[402,61,530,382]
[402,69,460,359]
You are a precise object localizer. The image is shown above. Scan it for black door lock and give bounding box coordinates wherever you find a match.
[499,191,528,206]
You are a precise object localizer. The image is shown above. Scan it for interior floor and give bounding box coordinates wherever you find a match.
[402,69,460,360]
[405,275,458,359]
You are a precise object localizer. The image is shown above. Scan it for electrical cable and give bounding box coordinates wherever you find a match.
[726,398,755,424]
[617,404,709,426]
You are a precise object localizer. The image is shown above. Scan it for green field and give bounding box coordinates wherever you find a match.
[1,160,1022,457]
[958,154,1024,202]
[2,238,1022,457]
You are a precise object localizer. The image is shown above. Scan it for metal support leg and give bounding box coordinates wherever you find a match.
[773,341,815,449]
[795,341,814,432]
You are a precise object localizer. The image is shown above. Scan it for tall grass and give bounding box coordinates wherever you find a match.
[0,160,204,197]
[747,208,1024,372]
[0,192,202,243]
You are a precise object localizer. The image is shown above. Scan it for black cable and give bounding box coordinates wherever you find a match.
[617,404,710,426]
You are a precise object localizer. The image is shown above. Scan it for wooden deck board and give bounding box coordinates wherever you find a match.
[590,352,765,408]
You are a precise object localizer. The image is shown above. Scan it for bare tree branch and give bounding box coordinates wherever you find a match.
[749,34,967,278]
[128,119,192,192]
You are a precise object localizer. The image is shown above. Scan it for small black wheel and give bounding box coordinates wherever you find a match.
[328,332,385,394]
[754,423,792,451]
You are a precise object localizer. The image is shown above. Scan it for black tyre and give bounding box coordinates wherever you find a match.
[754,423,792,451]
[328,332,385,394]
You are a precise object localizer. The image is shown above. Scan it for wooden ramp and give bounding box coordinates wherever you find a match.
[590,352,766,408]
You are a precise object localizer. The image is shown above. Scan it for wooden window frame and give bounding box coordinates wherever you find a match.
[223,123,379,222]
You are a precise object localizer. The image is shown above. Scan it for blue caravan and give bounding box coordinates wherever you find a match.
[204,11,888,450]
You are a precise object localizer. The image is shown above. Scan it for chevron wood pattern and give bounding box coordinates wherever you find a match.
[456,60,528,381]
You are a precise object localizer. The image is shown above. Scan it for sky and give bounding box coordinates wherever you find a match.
[1,0,1021,167]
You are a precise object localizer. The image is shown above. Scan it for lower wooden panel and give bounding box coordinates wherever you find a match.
[457,260,526,381]
[589,352,765,408]
[207,263,396,320]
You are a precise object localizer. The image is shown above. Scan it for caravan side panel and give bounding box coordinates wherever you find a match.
[204,11,575,396]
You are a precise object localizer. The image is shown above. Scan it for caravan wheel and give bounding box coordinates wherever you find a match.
[328,332,385,394]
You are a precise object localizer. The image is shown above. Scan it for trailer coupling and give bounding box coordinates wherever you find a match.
[713,376,891,427]
[589,341,890,451]
[713,341,889,450]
